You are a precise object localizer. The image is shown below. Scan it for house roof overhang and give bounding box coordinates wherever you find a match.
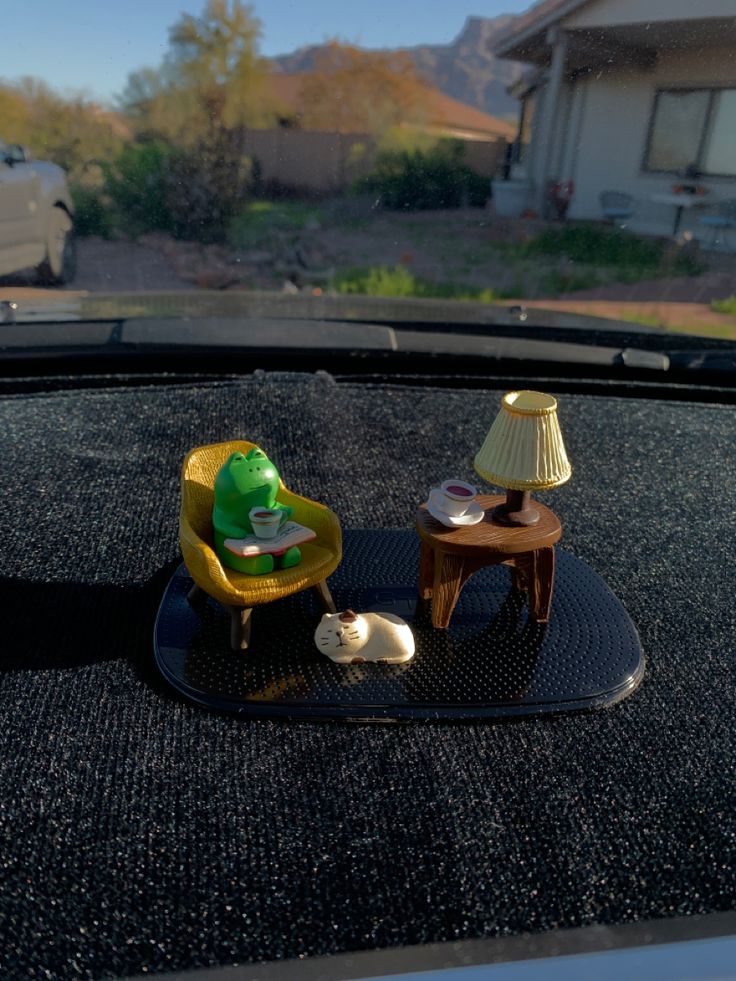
[507,67,544,99]
[493,0,736,68]
[493,0,590,60]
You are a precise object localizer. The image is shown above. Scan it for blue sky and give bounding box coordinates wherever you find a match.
[2,0,531,105]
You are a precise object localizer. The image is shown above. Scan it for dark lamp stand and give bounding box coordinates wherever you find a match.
[492,488,541,527]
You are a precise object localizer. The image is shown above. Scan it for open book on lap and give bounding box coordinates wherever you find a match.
[224,521,316,558]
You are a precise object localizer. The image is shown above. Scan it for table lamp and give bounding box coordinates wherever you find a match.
[474,390,571,526]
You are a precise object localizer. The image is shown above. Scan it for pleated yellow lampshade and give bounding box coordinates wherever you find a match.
[474,391,571,491]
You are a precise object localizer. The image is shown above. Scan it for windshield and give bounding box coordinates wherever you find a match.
[1,1,735,341]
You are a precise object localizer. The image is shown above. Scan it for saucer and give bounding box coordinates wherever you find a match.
[427,490,484,528]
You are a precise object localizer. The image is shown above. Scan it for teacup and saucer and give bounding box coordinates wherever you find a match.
[249,506,284,539]
[427,479,483,528]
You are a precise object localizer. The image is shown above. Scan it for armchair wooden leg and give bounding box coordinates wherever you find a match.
[312,579,337,614]
[229,606,253,652]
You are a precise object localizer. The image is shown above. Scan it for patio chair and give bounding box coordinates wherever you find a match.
[697,199,736,252]
[599,191,635,228]
[180,440,342,650]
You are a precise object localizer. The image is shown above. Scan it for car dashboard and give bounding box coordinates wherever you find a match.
[1,357,735,979]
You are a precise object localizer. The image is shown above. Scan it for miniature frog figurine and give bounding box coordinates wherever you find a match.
[212,447,301,575]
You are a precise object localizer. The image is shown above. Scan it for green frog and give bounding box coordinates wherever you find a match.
[212,448,301,575]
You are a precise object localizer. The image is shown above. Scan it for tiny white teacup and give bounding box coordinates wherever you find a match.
[431,479,478,517]
[249,507,283,539]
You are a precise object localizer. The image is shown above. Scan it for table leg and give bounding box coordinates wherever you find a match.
[511,562,527,592]
[526,547,556,623]
[431,552,466,629]
[418,542,435,600]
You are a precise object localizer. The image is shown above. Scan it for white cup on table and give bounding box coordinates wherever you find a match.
[431,479,477,517]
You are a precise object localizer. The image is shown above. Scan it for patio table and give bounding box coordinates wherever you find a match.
[650,192,708,237]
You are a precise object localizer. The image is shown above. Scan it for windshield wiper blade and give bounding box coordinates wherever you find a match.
[0,318,396,355]
[11,316,736,380]
[392,329,670,370]
[666,349,736,373]
[0,316,670,369]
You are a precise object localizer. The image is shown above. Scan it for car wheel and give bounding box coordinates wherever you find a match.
[36,206,77,285]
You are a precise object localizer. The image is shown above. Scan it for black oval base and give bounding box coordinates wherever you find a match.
[154,530,644,721]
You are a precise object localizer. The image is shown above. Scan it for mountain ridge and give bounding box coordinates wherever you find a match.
[270,15,525,121]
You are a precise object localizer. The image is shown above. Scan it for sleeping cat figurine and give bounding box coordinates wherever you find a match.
[314,609,415,664]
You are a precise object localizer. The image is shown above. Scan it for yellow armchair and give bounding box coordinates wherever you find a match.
[180,440,342,649]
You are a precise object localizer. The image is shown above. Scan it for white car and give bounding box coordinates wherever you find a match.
[0,140,76,284]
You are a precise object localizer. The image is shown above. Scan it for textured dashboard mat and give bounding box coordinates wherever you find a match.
[154,531,643,720]
[2,373,736,980]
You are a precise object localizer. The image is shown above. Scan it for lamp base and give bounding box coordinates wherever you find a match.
[492,489,540,527]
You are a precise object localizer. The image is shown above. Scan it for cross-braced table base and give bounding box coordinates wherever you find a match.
[416,495,562,629]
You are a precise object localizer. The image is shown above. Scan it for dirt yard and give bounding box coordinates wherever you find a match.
[0,238,193,293]
[1,209,735,336]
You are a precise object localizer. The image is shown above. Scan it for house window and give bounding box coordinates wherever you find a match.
[703,90,736,176]
[645,88,736,177]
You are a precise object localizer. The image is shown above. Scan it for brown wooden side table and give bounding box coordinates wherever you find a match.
[416,494,562,628]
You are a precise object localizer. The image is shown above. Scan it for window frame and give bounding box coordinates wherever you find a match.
[642,86,736,180]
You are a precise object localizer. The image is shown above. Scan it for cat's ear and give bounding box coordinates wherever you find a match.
[339,610,358,623]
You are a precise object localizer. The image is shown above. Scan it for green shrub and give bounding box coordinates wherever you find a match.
[619,313,665,329]
[712,295,736,316]
[333,265,498,302]
[356,141,490,211]
[541,268,601,295]
[69,184,114,239]
[103,134,252,242]
[103,141,175,236]
[229,201,324,250]
[520,225,661,266]
[163,132,252,243]
[513,224,700,278]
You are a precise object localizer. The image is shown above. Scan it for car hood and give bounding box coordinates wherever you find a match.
[0,288,668,332]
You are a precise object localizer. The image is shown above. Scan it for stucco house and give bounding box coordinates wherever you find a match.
[493,0,736,238]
